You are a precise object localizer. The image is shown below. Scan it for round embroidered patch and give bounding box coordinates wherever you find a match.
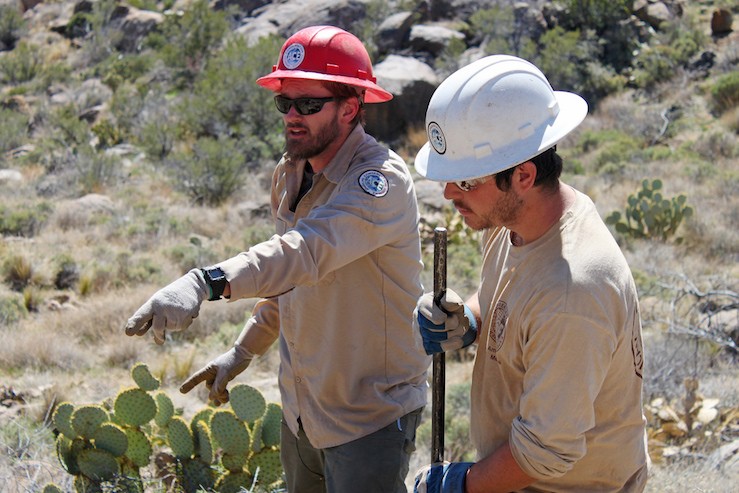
[282,43,305,70]
[358,170,389,197]
[428,122,446,154]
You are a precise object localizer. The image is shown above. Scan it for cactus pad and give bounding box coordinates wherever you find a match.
[53,402,76,439]
[215,471,253,493]
[131,362,160,391]
[190,407,214,434]
[114,387,157,427]
[55,435,80,475]
[194,420,214,464]
[93,422,128,457]
[42,484,64,493]
[77,448,120,481]
[221,452,248,473]
[180,457,215,493]
[251,447,283,485]
[71,405,108,440]
[210,410,251,456]
[250,418,264,452]
[229,384,266,424]
[167,416,195,459]
[261,402,282,447]
[154,391,175,428]
[124,427,152,467]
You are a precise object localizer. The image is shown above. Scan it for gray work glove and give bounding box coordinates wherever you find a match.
[124,268,208,345]
[179,345,254,406]
[415,289,478,354]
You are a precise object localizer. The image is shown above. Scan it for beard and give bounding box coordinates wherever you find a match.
[284,116,340,160]
[459,187,523,231]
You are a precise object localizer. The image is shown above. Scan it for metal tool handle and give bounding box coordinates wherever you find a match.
[431,227,447,463]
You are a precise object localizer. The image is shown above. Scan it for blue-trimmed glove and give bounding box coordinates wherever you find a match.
[124,268,208,345]
[415,290,478,355]
[414,462,474,493]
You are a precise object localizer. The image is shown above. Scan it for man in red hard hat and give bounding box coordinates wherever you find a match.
[124,25,430,492]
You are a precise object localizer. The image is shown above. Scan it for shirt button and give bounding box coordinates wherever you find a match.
[295,377,301,383]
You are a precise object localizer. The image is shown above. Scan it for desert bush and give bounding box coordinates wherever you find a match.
[153,0,229,85]
[0,202,53,237]
[0,107,29,153]
[53,255,79,290]
[74,146,121,193]
[177,34,285,160]
[165,136,250,206]
[97,52,154,92]
[0,41,43,84]
[606,178,694,241]
[557,0,632,35]
[710,70,739,115]
[3,255,33,291]
[0,294,27,325]
[0,4,26,49]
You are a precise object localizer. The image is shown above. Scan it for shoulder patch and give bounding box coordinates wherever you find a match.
[358,170,389,197]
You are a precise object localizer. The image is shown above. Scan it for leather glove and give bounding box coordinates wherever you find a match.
[124,268,208,345]
[415,289,478,355]
[179,345,254,406]
[414,462,474,493]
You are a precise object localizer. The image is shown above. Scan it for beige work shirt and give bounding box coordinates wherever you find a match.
[471,190,648,491]
[220,125,430,448]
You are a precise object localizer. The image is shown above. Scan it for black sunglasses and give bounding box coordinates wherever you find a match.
[274,95,338,115]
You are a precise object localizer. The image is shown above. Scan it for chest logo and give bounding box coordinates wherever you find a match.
[358,170,389,197]
[488,300,508,360]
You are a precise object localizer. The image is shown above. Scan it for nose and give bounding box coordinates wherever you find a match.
[443,182,460,200]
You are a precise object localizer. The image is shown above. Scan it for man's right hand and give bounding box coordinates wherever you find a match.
[415,289,478,354]
[179,346,253,405]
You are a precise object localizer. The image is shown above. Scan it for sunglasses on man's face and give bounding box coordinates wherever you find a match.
[451,175,493,192]
[274,95,338,115]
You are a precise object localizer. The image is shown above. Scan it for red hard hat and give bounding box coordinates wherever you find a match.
[256,25,392,103]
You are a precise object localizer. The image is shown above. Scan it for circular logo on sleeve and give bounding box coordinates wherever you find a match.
[358,170,389,197]
[428,122,446,154]
[282,43,305,70]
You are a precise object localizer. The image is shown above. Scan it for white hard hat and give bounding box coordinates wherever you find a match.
[415,55,588,182]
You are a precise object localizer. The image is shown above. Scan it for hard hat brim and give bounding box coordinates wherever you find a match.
[415,90,588,182]
[256,70,393,103]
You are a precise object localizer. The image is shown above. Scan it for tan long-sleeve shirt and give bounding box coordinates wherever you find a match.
[220,125,430,448]
[471,190,648,491]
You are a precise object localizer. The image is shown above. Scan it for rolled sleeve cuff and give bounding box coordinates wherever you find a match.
[509,418,578,480]
[218,253,259,301]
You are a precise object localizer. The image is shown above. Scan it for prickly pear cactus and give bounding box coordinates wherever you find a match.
[47,361,285,492]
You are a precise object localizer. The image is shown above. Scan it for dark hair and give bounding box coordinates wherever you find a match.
[323,81,365,126]
[495,147,562,192]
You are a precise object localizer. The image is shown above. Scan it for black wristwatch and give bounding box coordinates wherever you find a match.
[201,266,227,301]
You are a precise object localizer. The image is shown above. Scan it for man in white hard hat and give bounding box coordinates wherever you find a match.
[124,25,430,493]
[412,55,649,492]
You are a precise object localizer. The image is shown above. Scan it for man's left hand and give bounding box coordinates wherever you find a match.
[414,462,474,493]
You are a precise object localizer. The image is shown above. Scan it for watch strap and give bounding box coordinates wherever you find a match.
[201,267,227,301]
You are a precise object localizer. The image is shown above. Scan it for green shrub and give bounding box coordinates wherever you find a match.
[0,41,43,84]
[166,136,250,206]
[177,34,285,160]
[0,107,29,153]
[558,0,632,35]
[3,254,33,291]
[155,0,229,85]
[0,4,25,49]
[710,71,739,115]
[0,294,27,325]
[0,202,53,237]
[606,178,694,241]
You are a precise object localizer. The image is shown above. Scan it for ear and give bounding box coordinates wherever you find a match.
[339,97,360,123]
[514,161,537,192]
